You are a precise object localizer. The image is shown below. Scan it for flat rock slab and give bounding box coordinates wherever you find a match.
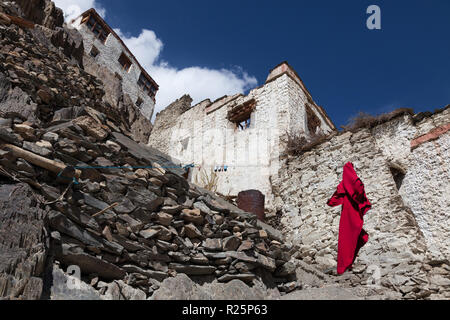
[112,132,184,176]
[121,264,168,282]
[169,263,216,275]
[151,274,280,300]
[218,273,256,283]
[58,252,126,281]
[281,285,363,300]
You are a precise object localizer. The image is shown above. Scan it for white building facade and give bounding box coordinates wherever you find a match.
[70,9,158,120]
[148,62,336,211]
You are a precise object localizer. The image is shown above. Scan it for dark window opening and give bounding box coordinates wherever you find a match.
[306,104,321,135]
[83,14,109,44]
[390,167,406,190]
[90,46,99,58]
[118,52,132,72]
[138,72,157,99]
[227,99,256,131]
[98,32,107,43]
[86,16,95,29]
[136,97,143,107]
[237,117,251,131]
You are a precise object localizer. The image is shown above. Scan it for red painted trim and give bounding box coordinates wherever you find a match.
[411,123,450,150]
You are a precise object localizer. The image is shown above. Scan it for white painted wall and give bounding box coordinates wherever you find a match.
[275,109,450,270]
[70,16,155,120]
[372,110,450,261]
[149,68,335,212]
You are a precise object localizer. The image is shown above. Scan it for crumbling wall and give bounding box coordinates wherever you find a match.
[273,108,449,297]
[371,108,450,261]
[286,73,334,138]
[148,95,194,155]
[12,0,64,30]
[1,0,84,67]
[148,69,335,212]
[149,74,292,210]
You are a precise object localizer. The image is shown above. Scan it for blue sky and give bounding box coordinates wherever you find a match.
[56,0,450,127]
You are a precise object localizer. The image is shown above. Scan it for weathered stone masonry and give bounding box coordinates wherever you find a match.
[273,107,450,280]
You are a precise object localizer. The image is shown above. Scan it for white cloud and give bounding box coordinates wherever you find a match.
[114,29,162,69]
[149,65,257,119]
[53,0,106,22]
[115,29,258,121]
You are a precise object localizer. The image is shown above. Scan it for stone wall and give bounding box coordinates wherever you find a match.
[1,1,84,67]
[273,107,449,287]
[148,64,335,211]
[148,95,193,155]
[12,0,63,30]
[371,108,450,261]
[83,53,153,144]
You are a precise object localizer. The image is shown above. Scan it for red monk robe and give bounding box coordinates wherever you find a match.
[327,162,372,275]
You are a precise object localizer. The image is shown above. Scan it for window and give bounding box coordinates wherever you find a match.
[118,52,132,72]
[306,104,321,135]
[83,13,109,44]
[89,46,99,58]
[390,166,406,190]
[237,117,251,131]
[136,97,143,107]
[138,72,157,98]
[81,15,90,25]
[227,99,256,131]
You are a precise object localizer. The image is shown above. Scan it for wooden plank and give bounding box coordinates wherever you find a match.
[5,14,35,29]
[228,99,256,123]
[1,143,81,178]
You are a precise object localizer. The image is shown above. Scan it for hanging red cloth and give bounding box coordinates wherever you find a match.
[327,162,372,275]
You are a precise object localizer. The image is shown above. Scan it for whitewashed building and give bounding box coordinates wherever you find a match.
[148,62,336,211]
[70,9,158,120]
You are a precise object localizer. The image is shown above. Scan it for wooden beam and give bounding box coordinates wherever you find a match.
[4,14,35,29]
[227,99,256,123]
[1,144,81,178]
